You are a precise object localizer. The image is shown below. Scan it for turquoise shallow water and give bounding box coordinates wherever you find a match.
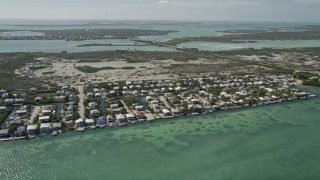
[2,21,319,53]
[1,86,320,180]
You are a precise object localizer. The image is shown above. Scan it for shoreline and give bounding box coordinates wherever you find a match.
[0,93,315,143]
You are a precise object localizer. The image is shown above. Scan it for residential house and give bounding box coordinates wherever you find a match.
[40,123,51,135]
[39,116,50,123]
[0,129,9,138]
[27,125,38,135]
[90,110,100,117]
[162,109,173,116]
[75,119,85,127]
[14,126,26,137]
[52,123,62,131]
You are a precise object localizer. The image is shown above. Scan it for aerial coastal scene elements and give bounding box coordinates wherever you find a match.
[1,22,320,140]
[1,1,320,179]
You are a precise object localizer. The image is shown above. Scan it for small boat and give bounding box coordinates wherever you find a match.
[51,131,58,136]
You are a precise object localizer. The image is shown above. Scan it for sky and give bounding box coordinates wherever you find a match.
[0,0,320,22]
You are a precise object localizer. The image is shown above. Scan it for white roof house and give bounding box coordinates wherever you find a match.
[42,109,52,114]
[88,102,98,108]
[162,109,172,116]
[125,114,135,120]
[27,125,38,135]
[75,118,84,127]
[85,119,95,125]
[39,116,50,123]
[116,114,126,121]
[90,110,100,116]
[40,123,51,129]
[110,104,119,109]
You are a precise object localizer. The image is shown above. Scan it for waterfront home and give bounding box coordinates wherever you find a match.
[85,119,95,126]
[39,116,50,123]
[0,129,9,138]
[116,114,127,124]
[106,115,114,123]
[90,110,100,117]
[27,125,38,135]
[75,119,85,127]
[14,126,26,137]
[134,111,146,121]
[40,123,51,135]
[52,123,62,131]
[171,109,181,116]
[96,117,106,125]
[125,114,136,122]
[162,109,173,117]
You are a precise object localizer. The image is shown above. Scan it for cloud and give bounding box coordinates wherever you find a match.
[158,0,169,5]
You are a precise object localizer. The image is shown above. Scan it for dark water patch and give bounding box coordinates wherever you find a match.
[164,141,176,147]
[224,125,234,129]
[119,134,128,138]
[269,117,279,122]
[143,134,154,138]
[216,122,221,124]
[186,120,193,124]
[283,105,292,109]
[186,130,193,134]
[238,113,246,116]
[238,124,248,127]
[157,136,163,140]
[196,122,203,125]
[195,128,201,132]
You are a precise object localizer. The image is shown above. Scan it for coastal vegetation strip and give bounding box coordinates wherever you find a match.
[0,29,177,41]
[77,43,149,47]
[161,26,320,46]
[1,47,320,89]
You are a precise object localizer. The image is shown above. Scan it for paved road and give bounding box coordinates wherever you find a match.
[77,86,85,118]
[159,96,172,109]
[120,100,131,113]
[29,106,41,125]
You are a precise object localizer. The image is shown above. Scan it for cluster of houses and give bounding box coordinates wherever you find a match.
[0,74,317,140]
[74,74,316,131]
[26,105,62,136]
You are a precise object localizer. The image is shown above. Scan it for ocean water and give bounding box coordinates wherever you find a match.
[178,40,320,51]
[1,21,319,52]
[1,86,320,180]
